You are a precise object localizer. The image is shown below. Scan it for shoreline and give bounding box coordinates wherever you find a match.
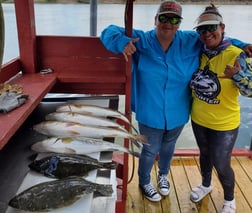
[2,0,252,5]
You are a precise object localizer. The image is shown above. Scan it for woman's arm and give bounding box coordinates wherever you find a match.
[232,52,252,97]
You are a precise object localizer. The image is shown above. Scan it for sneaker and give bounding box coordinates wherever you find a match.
[221,199,236,213]
[139,183,161,202]
[190,185,213,202]
[158,174,170,196]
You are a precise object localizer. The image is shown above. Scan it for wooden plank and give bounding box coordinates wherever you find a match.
[141,161,162,213]
[193,158,224,212]
[170,157,199,213]
[231,157,252,212]
[126,156,145,213]
[36,36,126,78]
[237,157,252,182]
[160,171,180,213]
[174,149,252,157]
[0,58,21,83]
[182,157,217,213]
[0,73,57,149]
[126,156,252,213]
[14,0,37,73]
[236,157,252,209]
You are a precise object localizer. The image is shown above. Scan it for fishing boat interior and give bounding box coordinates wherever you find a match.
[0,0,134,212]
[0,0,251,213]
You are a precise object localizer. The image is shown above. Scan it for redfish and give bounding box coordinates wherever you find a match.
[33,121,147,148]
[45,111,127,132]
[31,137,140,157]
[56,104,130,124]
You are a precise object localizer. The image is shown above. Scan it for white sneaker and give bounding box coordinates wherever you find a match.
[158,174,170,196]
[221,199,236,213]
[190,185,213,202]
[139,183,161,202]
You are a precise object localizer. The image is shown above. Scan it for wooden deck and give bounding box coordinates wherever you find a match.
[126,156,252,213]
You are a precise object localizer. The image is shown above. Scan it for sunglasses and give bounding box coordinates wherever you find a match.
[158,15,181,25]
[196,25,218,35]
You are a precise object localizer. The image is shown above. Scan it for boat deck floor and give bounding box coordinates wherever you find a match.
[126,155,252,213]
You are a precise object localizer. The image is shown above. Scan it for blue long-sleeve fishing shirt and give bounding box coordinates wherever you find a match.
[100,25,248,130]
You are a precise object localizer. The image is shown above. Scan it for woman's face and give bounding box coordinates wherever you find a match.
[197,23,225,49]
[155,14,181,40]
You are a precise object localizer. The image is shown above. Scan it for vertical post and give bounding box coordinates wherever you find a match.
[0,2,4,72]
[90,0,97,36]
[14,0,37,73]
[122,0,134,208]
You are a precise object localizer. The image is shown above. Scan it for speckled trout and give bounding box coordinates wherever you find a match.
[29,153,118,179]
[8,177,113,212]
[33,121,147,148]
[45,111,127,132]
[31,137,140,157]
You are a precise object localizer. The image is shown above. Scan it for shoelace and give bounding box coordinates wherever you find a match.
[144,184,156,195]
[159,175,168,188]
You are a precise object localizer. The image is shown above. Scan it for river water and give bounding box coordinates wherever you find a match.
[2,3,252,148]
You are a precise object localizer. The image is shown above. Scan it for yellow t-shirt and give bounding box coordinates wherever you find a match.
[191,45,242,131]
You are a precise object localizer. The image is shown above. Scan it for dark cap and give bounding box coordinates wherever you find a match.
[157,0,182,18]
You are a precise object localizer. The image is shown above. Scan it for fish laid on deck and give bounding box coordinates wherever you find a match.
[33,121,146,148]
[8,177,113,212]
[45,111,127,132]
[56,104,130,124]
[31,137,140,157]
[29,153,117,179]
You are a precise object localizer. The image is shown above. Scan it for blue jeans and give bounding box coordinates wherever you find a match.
[138,123,184,186]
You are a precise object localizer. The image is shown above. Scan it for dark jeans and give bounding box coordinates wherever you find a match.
[191,121,239,201]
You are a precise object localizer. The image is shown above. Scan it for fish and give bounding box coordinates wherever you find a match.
[56,104,139,134]
[8,177,113,212]
[29,153,118,179]
[45,111,127,132]
[33,121,147,148]
[31,137,141,157]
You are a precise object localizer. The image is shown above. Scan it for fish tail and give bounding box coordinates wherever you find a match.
[130,134,148,148]
[102,162,118,170]
[95,184,113,196]
[135,134,148,144]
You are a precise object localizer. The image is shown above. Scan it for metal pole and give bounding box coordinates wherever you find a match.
[90,0,97,36]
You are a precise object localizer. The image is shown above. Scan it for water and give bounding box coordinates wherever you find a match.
[1,3,252,148]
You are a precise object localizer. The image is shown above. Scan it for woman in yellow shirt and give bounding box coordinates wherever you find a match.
[189,4,252,213]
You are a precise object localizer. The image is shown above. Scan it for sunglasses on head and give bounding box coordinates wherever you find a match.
[196,25,218,35]
[158,14,181,25]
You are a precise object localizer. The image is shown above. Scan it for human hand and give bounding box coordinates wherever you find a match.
[122,38,140,62]
[243,44,252,57]
[219,60,241,79]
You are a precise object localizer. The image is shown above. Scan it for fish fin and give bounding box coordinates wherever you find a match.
[63,148,77,154]
[61,137,74,144]
[112,115,130,124]
[95,184,113,197]
[102,162,118,170]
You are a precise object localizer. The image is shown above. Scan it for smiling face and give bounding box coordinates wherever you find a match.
[155,13,181,40]
[198,23,225,49]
